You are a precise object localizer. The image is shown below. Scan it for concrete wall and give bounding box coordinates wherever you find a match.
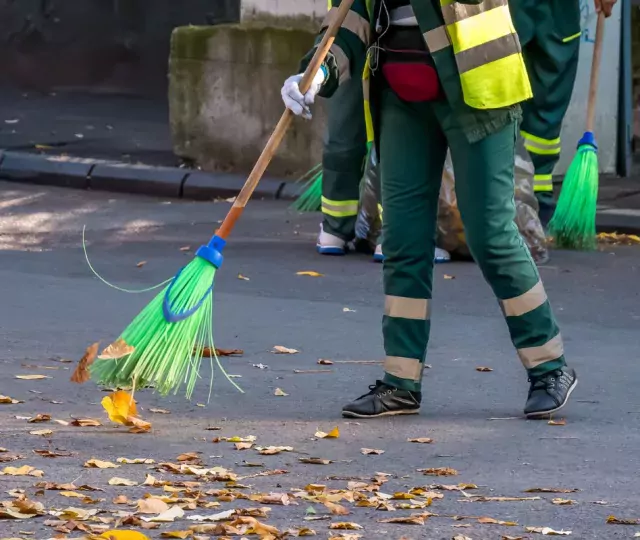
[169,24,325,178]
[241,0,326,21]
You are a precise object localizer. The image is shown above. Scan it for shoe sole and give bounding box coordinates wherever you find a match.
[342,408,419,419]
[317,245,346,256]
[373,256,450,264]
[525,377,578,419]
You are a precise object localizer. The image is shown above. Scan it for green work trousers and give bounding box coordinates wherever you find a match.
[512,0,582,194]
[322,72,368,240]
[379,88,566,392]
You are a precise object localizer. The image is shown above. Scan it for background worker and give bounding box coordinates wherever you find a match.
[283,0,577,420]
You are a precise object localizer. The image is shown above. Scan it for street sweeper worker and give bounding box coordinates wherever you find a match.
[282,0,577,419]
[512,0,618,224]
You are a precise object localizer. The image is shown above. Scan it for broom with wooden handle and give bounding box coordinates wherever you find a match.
[91,0,355,398]
[548,13,605,250]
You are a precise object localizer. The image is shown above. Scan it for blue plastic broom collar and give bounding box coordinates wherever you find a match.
[196,235,226,269]
[161,235,225,323]
[578,131,598,151]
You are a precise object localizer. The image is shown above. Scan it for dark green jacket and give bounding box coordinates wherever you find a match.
[301,0,522,143]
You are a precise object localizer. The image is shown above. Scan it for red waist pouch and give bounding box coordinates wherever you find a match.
[381,49,441,102]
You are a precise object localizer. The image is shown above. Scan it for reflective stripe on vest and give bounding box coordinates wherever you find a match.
[423,0,532,109]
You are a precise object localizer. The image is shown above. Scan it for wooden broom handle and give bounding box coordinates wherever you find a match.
[586,12,605,133]
[216,0,355,240]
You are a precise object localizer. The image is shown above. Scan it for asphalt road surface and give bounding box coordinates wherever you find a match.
[1,182,639,539]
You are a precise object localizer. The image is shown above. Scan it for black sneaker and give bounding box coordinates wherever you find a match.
[342,380,421,418]
[524,367,578,418]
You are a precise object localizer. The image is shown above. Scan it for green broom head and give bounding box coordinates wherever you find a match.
[548,131,599,251]
[291,163,322,212]
[90,235,242,399]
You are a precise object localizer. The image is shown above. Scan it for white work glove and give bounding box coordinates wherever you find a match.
[281,68,326,120]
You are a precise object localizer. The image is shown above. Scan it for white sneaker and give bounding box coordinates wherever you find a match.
[317,225,347,255]
[373,246,451,263]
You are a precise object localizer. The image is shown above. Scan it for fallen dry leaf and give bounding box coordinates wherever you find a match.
[235,442,253,450]
[478,517,518,526]
[408,438,433,444]
[606,515,639,525]
[29,429,53,436]
[378,515,426,525]
[525,488,579,494]
[0,452,24,463]
[274,388,289,397]
[85,459,119,469]
[552,498,576,505]
[180,246,192,252]
[99,338,135,360]
[476,366,493,372]
[136,261,147,268]
[315,427,340,439]
[0,395,21,404]
[33,449,72,458]
[70,418,102,427]
[257,446,293,455]
[361,448,385,455]
[160,532,192,539]
[101,390,151,432]
[149,408,171,414]
[252,493,292,506]
[465,496,540,502]
[296,271,324,277]
[418,467,458,476]
[1,465,44,477]
[16,374,51,380]
[324,501,350,516]
[287,527,317,537]
[137,497,170,514]
[318,359,334,365]
[453,536,472,540]
[99,530,151,539]
[186,509,235,522]
[501,536,526,540]
[117,457,155,464]
[108,477,139,487]
[28,414,51,423]
[70,342,100,384]
[548,419,566,426]
[272,345,299,354]
[237,273,250,281]
[328,535,361,540]
[329,522,363,530]
[200,347,244,357]
[525,526,572,535]
[299,457,333,465]
[444,274,455,280]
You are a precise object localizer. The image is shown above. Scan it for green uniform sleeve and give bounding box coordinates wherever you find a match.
[298,0,370,98]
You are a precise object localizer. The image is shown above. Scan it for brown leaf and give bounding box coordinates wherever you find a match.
[235,442,253,450]
[552,498,576,505]
[453,536,472,540]
[477,517,518,526]
[328,522,364,530]
[324,501,350,516]
[408,438,433,444]
[465,496,540,502]
[128,416,152,433]
[299,457,333,465]
[418,467,458,476]
[177,452,201,462]
[160,531,192,539]
[273,345,299,354]
[378,515,426,525]
[237,273,250,281]
[548,419,566,426]
[318,359,334,365]
[200,347,244,357]
[16,374,51,380]
[256,446,293,455]
[113,495,130,504]
[444,274,455,280]
[70,418,102,427]
[84,459,119,469]
[150,408,171,414]
[525,488,579,494]
[138,497,171,514]
[606,515,639,525]
[28,414,51,423]
[476,366,493,372]
[0,395,21,404]
[501,536,526,540]
[0,452,24,463]
[252,493,292,506]
[287,527,317,537]
[29,429,53,436]
[137,261,147,268]
[33,449,72,458]
[361,448,385,455]
[524,526,572,535]
[70,342,99,384]
[99,338,135,360]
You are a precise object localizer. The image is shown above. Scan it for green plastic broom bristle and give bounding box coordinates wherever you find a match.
[548,143,599,251]
[291,164,322,212]
[90,256,241,399]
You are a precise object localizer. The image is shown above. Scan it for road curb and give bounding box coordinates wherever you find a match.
[0,150,299,201]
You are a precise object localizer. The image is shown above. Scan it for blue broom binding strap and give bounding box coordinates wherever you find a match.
[577,131,598,151]
[162,235,226,323]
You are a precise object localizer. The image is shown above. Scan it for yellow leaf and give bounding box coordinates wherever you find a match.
[59,491,85,498]
[274,388,289,397]
[378,515,426,525]
[328,523,363,530]
[117,457,155,464]
[85,459,119,469]
[99,338,135,360]
[324,501,350,516]
[0,395,21,404]
[407,437,433,444]
[296,271,324,277]
[108,477,139,486]
[15,375,50,380]
[29,429,53,436]
[361,448,385,455]
[100,531,151,540]
[418,467,458,476]
[315,427,340,439]
[478,517,518,526]
[1,465,44,477]
[237,273,250,281]
[272,346,299,354]
[102,391,137,425]
[137,497,170,514]
[606,515,639,525]
[256,446,293,455]
[287,527,317,537]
